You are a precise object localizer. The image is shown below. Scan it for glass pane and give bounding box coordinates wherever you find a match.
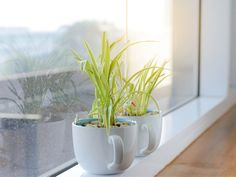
[0,0,125,176]
[127,0,199,113]
[0,0,199,176]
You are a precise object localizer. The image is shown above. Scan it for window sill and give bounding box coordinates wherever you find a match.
[57,89,236,177]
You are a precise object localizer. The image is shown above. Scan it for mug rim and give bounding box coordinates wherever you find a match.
[72,117,137,129]
[119,110,162,118]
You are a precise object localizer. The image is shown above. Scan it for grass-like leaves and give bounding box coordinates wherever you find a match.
[73,32,138,131]
[121,59,169,116]
[73,32,168,132]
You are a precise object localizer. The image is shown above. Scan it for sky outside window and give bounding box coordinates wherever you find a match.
[0,0,125,31]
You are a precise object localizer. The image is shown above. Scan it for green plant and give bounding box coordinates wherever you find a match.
[73,32,168,130]
[122,59,169,116]
[73,32,120,128]
[73,32,144,130]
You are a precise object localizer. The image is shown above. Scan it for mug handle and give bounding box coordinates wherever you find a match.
[139,124,157,155]
[107,135,124,170]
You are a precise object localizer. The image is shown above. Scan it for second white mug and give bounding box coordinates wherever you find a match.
[125,112,162,156]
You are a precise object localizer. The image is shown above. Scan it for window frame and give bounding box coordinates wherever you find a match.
[54,0,233,176]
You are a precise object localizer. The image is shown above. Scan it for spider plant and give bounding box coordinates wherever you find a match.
[73,32,167,130]
[73,32,146,130]
[121,59,169,116]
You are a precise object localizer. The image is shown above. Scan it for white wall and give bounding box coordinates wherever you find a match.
[231,0,236,87]
[172,0,199,97]
[200,0,231,97]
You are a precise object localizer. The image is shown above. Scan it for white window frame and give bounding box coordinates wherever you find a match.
[51,0,234,176]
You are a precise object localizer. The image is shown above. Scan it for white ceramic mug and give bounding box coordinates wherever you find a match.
[72,118,137,175]
[127,113,162,156]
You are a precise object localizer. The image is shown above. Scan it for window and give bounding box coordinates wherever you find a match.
[127,0,199,113]
[0,0,199,176]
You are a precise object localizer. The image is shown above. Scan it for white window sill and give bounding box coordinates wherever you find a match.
[57,89,236,177]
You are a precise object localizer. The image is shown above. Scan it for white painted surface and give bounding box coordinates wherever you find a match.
[126,113,162,156]
[172,0,199,97]
[58,89,236,177]
[200,0,231,96]
[72,121,137,175]
[231,0,236,87]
